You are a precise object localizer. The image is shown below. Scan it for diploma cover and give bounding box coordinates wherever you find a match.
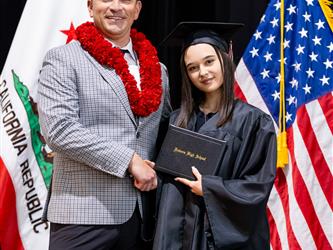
[155,124,227,180]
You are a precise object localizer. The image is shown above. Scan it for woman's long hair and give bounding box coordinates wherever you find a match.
[175,44,235,128]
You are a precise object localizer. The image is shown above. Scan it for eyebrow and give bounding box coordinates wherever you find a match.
[185,54,216,68]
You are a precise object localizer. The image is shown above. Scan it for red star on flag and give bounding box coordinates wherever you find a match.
[61,22,77,44]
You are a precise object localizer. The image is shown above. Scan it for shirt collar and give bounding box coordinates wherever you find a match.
[121,39,136,59]
[107,38,137,61]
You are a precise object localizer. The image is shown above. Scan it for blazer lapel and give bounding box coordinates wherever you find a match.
[82,47,137,126]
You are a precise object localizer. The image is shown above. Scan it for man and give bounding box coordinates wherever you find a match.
[37,0,171,249]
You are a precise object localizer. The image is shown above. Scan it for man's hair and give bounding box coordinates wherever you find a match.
[175,44,235,128]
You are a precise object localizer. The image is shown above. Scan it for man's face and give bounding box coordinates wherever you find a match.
[88,0,142,42]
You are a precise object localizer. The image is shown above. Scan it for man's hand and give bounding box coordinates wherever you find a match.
[128,153,157,191]
[175,167,203,196]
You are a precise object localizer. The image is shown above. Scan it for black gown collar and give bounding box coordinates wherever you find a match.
[195,109,218,132]
[187,108,220,133]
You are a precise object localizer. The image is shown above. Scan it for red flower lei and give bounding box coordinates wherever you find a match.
[75,22,162,117]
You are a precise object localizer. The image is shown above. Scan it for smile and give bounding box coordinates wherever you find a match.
[200,78,214,84]
[106,16,125,20]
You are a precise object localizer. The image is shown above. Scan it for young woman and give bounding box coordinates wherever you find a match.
[153,23,277,250]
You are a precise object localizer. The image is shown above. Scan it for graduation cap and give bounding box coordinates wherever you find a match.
[160,21,244,53]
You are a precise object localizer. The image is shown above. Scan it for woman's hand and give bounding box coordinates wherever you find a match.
[175,167,203,196]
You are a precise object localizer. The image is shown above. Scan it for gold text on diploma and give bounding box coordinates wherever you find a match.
[173,147,207,161]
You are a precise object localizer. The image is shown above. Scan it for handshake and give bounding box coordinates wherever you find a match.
[128,153,157,192]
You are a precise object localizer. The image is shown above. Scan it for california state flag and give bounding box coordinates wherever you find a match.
[0,1,89,249]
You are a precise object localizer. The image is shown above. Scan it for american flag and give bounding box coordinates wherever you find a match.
[235,0,333,249]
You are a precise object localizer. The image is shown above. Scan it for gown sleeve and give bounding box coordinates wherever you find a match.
[201,111,277,249]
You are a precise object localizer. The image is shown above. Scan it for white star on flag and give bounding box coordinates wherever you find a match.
[261,69,270,79]
[296,44,305,55]
[299,28,308,38]
[323,59,333,69]
[312,36,322,45]
[315,19,325,30]
[306,67,315,78]
[302,83,312,94]
[250,47,259,57]
[309,52,318,61]
[254,30,262,40]
[303,11,311,22]
[320,75,330,85]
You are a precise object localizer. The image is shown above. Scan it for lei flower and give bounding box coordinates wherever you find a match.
[76,22,162,117]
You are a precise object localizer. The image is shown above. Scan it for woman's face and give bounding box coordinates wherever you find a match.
[184,43,223,96]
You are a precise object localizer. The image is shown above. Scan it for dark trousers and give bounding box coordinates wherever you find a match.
[49,205,144,250]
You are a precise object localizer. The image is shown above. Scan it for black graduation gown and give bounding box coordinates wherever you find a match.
[153,100,277,250]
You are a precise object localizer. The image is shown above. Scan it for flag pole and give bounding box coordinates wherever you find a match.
[277,0,289,168]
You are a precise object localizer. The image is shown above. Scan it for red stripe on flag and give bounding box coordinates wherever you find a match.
[274,167,302,249]
[267,207,282,250]
[287,127,332,250]
[234,81,247,102]
[297,106,333,210]
[318,92,333,134]
[0,157,24,250]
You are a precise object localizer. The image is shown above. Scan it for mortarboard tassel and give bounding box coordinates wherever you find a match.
[228,41,234,61]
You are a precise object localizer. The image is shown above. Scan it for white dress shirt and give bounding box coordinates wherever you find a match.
[108,39,141,90]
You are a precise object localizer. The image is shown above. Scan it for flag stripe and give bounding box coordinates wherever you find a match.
[284,146,317,250]
[273,168,302,249]
[292,104,333,245]
[288,127,332,250]
[296,106,333,210]
[234,82,246,102]
[0,157,24,250]
[318,92,333,134]
[235,59,271,115]
[306,97,333,176]
[268,186,289,250]
[267,207,282,250]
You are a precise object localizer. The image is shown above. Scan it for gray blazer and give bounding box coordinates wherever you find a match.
[37,40,171,225]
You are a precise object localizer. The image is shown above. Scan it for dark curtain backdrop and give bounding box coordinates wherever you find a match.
[0,0,268,108]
